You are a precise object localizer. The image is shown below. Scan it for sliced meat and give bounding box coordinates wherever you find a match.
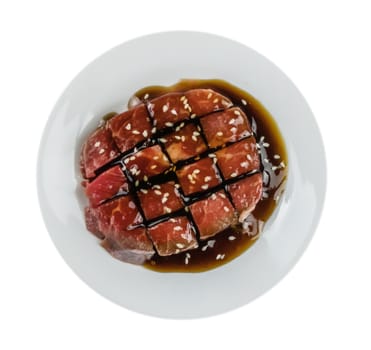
[228,173,263,222]
[190,191,236,240]
[80,126,119,179]
[176,157,221,195]
[85,165,128,207]
[124,145,170,182]
[85,196,154,264]
[164,123,207,163]
[148,216,198,256]
[185,89,233,116]
[216,138,260,179]
[138,182,183,220]
[106,104,152,153]
[147,92,190,129]
[200,107,252,147]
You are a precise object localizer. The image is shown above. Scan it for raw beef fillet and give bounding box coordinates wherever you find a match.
[80,88,263,264]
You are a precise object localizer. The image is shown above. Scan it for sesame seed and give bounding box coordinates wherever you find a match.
[264,158,269,163]
[201,184,209,190]
[280,161,286,168]
[272,166,278,171]
[128,201,136,209]
[240,161,248,168]
[164,206,171,213]
[216,131,223,136]
[246,154,252,161]
[130,156,136,161]
[234,110,241,116]
[186,253,191,259]
[219,193,226,198]
[180,122,185,128]
[190,114,197,119]
[193,169,200,174]
[185,258,189,265]
[223,206,230,212]
[163,192,169,197]
[241,99,247,105]
[161,197,168,204]
[192,135,197,142]
[132,130,140,135]
[274,154,280,159]
[175,126,180,132]
[170,109,177,115]
[181,136,186,142]
[94,141,101,147]
[213,158,218,164]
[175,135,181,140]
[204,176,212,182]
[124,158,129,164]
[207,92,212,99]
[165,122,173,127]
[213,98,219,103]
[135,180,139,187]
[151,127,157,134]
[162,104,169,112]
[154,190,162,195]
[180,95,186,101]
[193,131,200,136]
[176,243,185,248]
[143,175,148,181]
[208,240,216,248]
[228,118,235,125]
[260,136,265,142]
[263,142,270,147]
[125,123,131,130]
[98,149,105,154]
[153,184,161,189]
[150,164,157,169]
[140,189,148,194]
[228,236,236,241]
[184,206,189,212]
[142,130,148,137]
[174,183,180,188]
[174,226,182,231]
[144,93,149,99]
[184,104,191,110]
[230,172,238,177]
[222,99,232,107]
[256,143,261,149]
[216,254,221,260]
[201,245,208,251]
[208,153,216,158]
[159,138,167,143]
[230,127,237,133]
[211,193,217,200]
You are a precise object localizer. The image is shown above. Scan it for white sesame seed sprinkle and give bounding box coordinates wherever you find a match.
[143,175,148,181]
[190,114,197,119]
[228,118,235,125]
[130,156,136,161]
[98,148,105,154]
[263,142,270,147]
[132,130,140,135]
[151,127,157,134]
[193,131,200,136]
[153,184,161,189]
[94,141,101,147]
[241,99,247,105]
[144,93,149,99]
[159,138,167,143]
[264,158,269,163]
[135,180,139,187]
[201,184,209,190]
[230,127,237,133]
[208,153,216,158]
[180,95,186,101]
[246,154,252,161]
[211,193,217,200]
[272,166,278,171]
[234,110,241,116]
[154,190,162,195]
[216,131,223,136]
[274,154,280,159]
[228,236,236,241]
[280,161,286,168]
[165,122,173,127]
[175,135,181,140]
[204,176,212,182]
[223,206,230,212]
[191,135,197,142]
[213,158,218,164]
[213,98,219,103]
[181,135,186,142]
[230,172,238,178]
[162,104,169,112]
[170,109,177,115]
[140,189,148,194]
[124,158,129,164]
[125,123,131,130]
[150,164,157,169]
[240,161,248,168]
[201,245,208,251]
[193,169,200,174]
[142,130,148,137]
[161,197,168,204]
[207,92,212,99]
[164,206,171,213]
[219,193,226,198]
[207,240,216,248]
[186,253,191,259]
[174,226,182,231]
[176,243,185,248]
[174,183,180,188]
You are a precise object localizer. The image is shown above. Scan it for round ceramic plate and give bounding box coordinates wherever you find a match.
[37,31,326,318]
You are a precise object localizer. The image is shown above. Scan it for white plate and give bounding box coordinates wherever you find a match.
[37,31,326,318]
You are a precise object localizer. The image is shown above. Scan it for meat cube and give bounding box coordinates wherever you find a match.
[148,217,198,256]
[148,92,190,129]
[185,89,233,117]
[138,182,184,220]
[228,173,263,222]
[200,107,252,147]
[164,123,207,163]
[85,196,154,264]
[80,126,119,179]
[85,165,128,207]
[176,158,221,195]
[106,104,152,153]
[190,191,236,240]
[216,138,260,179]
[124,145,170,182]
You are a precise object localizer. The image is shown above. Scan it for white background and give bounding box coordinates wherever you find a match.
[1,0,370,349]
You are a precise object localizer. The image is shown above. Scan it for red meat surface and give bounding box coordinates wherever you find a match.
[148,216,198,256]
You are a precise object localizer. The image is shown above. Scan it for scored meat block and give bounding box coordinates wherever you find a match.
[185,89,233,116]
[163,123,207,163]
[148,216,198,256]
[176,157,221,195]
[228,173,263,222]
[138,182,183,220]
[216,138,260,179]
[80,126,119,179]
[81,87,265,265]
[147,92,191,129]
[86,196,154,264]
[85,165,128,207]
[124,145,170,182]
[106,104,152,153]
[190,191,236,240]
[200,107,252,148]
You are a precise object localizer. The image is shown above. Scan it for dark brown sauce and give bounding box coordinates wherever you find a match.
[131,79,288,273]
